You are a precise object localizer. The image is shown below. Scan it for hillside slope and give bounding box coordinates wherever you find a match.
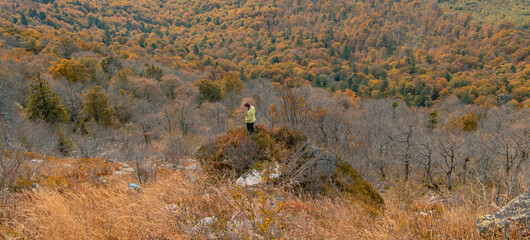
[0,0,528,106]
[1,152,484,239]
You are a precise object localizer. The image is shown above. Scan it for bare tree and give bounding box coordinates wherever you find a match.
[53,82,84,125]
[174,98,198,135]
[414,133,438,189]
[161,103,174,135]
[196,102,227,135]
[470,132,499,203]
[110,89,136,126]
[361,100,395,180]
[272,85,311,131]
[0,121,31,212]
[17,121,56,154]
[437,133,463,190]
[493,130,529,199]
[390,125,415,181]
[160,74,183,100]
[135,100,161,145]
[119,131,158,184]
[165,134,192,165]
[168,82,200,135]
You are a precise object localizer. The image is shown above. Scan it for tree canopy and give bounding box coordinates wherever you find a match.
[0,0,527,106]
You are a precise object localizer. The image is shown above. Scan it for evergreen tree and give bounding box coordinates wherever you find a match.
[26,73,69,123]
[425,110,438,131]
[460,92,474,104]
[239,67,246,81]
[194,79,222,103]
[19,12,28,26]
[341,42,351,60]
[380,78,389,92]
[144,64,163,81]
[414,89,431,107]
[82,86,114,127]
[193,44,200,55]
[56,127,74,156]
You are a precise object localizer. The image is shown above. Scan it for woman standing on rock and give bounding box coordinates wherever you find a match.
[244,102,256,134]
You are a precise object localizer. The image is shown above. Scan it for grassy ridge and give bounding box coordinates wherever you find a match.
[3,154,485,239]
[441,0,530,27]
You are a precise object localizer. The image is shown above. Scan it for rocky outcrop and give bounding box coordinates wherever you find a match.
[306,144,337,179]
[477,192,530,238]
[113,163,135,176]
[236,162,281,187]
[196,126,384,208]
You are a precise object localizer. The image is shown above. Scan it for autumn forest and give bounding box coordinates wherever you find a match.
[0,0,529,238]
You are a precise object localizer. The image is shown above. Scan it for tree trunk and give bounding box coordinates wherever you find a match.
[405,159,410,181]
[427,157,434,186]
[462,157,469,183]
[446,170,452,190]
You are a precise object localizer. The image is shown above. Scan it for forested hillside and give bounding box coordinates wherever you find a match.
[0,0,529,107]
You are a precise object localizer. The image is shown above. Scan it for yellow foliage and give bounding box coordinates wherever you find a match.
[344,89,360,103]
[459,111,478,132]
[49,58,91,83]
[220,71,243,96]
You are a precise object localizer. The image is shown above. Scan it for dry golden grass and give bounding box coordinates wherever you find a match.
[0,156,509,239]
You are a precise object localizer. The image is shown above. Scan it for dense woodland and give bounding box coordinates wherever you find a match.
[0,0,529,106]
[0,0,528,238]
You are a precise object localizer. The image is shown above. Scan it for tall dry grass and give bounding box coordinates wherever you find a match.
[0,157,508,239]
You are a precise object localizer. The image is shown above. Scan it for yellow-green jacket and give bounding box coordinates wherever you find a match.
[246,106,256,123]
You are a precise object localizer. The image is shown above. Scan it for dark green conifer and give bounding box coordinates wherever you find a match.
[82,86,114,127]
[26,73,68,123]
[56,127,74,156]
[426,110,438,131]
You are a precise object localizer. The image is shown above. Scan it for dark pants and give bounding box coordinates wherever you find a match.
[246,122,254,134]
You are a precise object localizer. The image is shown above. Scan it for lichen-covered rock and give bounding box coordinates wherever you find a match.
[307,144,337,178]
[197,125,384,208]
[236,162,281,187]
[477,192,530,238]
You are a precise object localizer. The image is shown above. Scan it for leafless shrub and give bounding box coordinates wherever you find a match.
[17,121,55,154]
[76,135,101,158]
[0,121,31,215]
[121,137,158,184]
[165,134,192,166]
[279,145,323,194]
[136,155,158,184]
[223,139,261,177]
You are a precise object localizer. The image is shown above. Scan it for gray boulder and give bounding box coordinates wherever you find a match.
[477,192,530,238]
[307,144,337,178]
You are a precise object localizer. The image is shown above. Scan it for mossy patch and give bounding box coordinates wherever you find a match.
[328,162,385,208]
[8,178,33,192]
